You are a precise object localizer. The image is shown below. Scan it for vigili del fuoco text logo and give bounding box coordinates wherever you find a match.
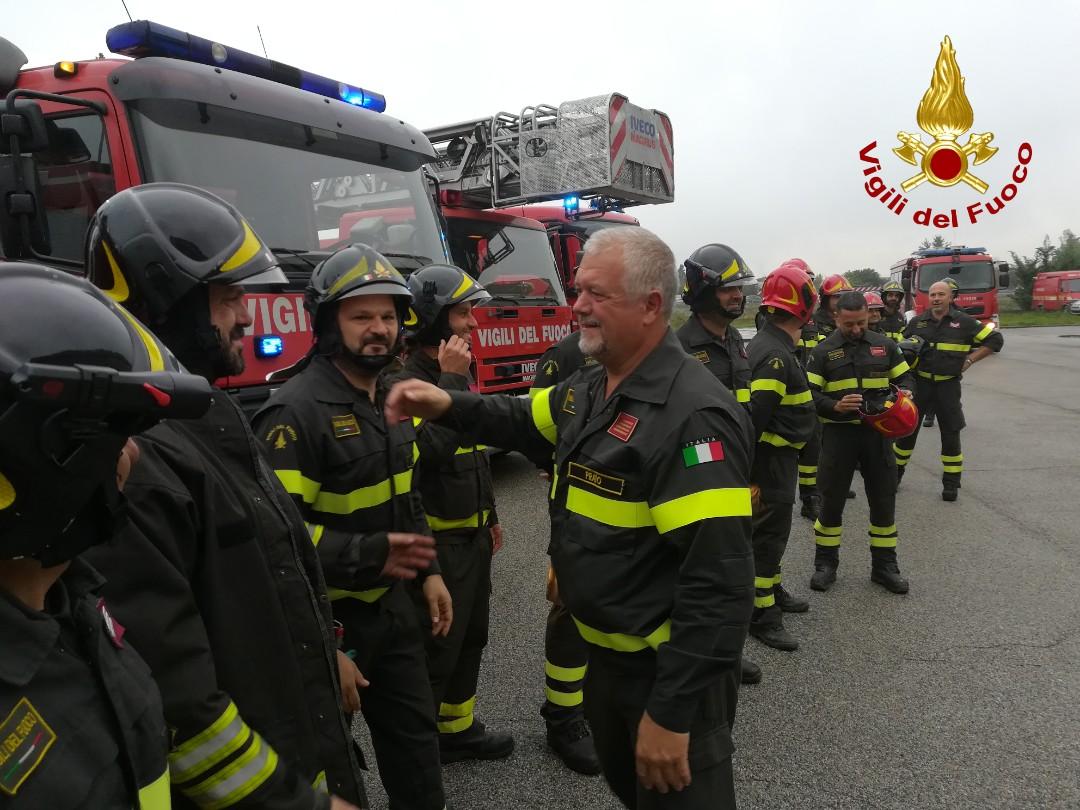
[858,36,1031,228]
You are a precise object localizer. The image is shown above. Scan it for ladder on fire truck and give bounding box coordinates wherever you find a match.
[423,93,675,211]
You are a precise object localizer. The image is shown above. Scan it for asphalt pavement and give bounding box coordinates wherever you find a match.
[357,325,1080,810]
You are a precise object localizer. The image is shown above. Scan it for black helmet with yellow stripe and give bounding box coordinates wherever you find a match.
[86,183,286,377]
[681,243,755,317]
[86,182,285,323]
[0,263,211,564]
[405,263,490,346]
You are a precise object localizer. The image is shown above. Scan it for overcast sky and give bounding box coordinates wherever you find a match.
[13,0,1080,278]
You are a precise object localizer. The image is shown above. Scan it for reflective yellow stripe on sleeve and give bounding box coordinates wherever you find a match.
[651,487,753,534]
[170,702,248,783]
[137,768,171,810]
[454,444,489,454]
[573,617,671,652]
[806,372,825,388]
[750,378,787,396]
[310,470,414,515]
[933,343,971,352]
[531,387,558,445]
[735,387,750,403]
[889,360,911,378]
[780,389,812,405]
[973,323,996,343]
[186,734,279,810]
[274,469,320,504]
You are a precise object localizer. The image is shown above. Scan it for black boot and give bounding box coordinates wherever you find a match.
[924,413,936,427]
[870,549,909,594]
[545,714,600,775]
[775,584,810,613]
[740,657,762,685]
[810,547,838,592]
[440,720,515,764]
[800,495,820,520]
[846,489,856,499]
[942,479,959,501]
[749,610,799,651]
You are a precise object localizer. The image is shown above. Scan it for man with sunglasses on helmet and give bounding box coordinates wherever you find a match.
[253,244,451,810]
[392,263,515,765]
[84,183,367,809]
[0,264,212,809]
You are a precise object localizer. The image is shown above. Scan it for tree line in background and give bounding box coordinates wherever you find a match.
[841,232,1080,308]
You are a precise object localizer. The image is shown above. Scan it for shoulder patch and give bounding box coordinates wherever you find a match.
[265,424,299,449]
[542,359,559,377]
[682,437,724,467]
[607,412,639,442]
[331,414,361,439]
[769,357,784,370]
[693,350,711,364]
[0,698,57,796]
[583,356,599,366]
[562,387,576,415]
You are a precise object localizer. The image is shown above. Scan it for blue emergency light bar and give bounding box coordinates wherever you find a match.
[915,247,987,257]
[254,335,284,359]
[563,195,580,217]
[106,20,387,113]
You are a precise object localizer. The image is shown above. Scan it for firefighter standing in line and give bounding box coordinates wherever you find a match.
[394,264,515,762]
[797,272,854,519]
[252,244,453,810]
[675,243,753,406]
[387,226,756,810]
[675,243,763,683]
[530,330,603,775]
[893,280,1004,501]
[84,184,368,809]
[866,291,886,331]
[879,281,907,342]
[0,265,212,809]
[745,264,819,652]
[805,291,913,595]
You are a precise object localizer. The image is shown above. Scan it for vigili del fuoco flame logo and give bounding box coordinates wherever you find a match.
[857,36,1032,228]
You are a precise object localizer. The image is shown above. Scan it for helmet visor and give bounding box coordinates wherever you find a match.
[233,266,289,289]
[340,282,415,301]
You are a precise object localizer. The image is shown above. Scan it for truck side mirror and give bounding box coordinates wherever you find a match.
[997,261,1010,289]
[0,101,52,258]
[901,268,912,293]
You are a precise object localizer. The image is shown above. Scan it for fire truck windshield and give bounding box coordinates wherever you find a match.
[918,261,995,292]
[446,219,566,305]
[127,99,445,269]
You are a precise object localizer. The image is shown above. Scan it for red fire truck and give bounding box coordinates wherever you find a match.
[1030,270,1080,311]
[421,95,674,392]
[889,246,1011,326]
[0,20,446,409]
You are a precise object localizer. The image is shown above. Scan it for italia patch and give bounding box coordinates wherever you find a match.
[562,388,576,415]
[331,414,361,439]
[0,698,57,796]
[693,350,710,364]
[567,462,625,496]
[607,412,639,442]
[682,437,724,467]
[870,346,887,357]
[265,424,298,450]
[827,349,845,361]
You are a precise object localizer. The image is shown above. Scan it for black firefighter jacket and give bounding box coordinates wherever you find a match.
[395,351,497,539]
[84,392,365,810]
[675,315,751,405]
[251,357,437,624]
[436,331,756,734]
[902,306,1004,381]
[806,328,913,423]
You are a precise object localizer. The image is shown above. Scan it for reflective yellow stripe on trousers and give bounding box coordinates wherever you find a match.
[573,616,671,652]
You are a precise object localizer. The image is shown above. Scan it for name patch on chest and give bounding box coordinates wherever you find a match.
[0,698,57,796]
[562,388,576,415]
[827,349,846,361]
[693,350,710,364]
[567,462,625,496]
[331,414,361,439]
[870,346,887,357]
[607,412,639,442]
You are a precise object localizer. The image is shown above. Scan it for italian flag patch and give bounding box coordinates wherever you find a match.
[682,437,724,467]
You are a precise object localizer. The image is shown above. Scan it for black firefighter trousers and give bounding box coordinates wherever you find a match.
[584,646,738,809]
[343,585,445,810]
[414,528,492,736]
[751,445,798,627]
[814,424,900,570]
[893,376,965,486]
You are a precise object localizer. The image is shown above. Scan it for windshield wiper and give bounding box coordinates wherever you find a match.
[270,247,319,269]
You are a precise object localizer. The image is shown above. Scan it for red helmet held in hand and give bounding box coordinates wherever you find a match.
[761,263,818,323]
[860,385,919,440]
